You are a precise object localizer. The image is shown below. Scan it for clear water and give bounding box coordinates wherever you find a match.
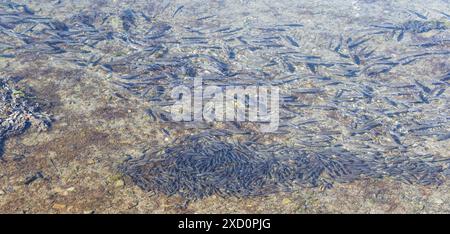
[0,0,449,213]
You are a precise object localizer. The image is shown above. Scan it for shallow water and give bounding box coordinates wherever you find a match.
[0,0,449,213]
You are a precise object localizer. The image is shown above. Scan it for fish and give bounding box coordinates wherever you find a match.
[348,37,370,49]
[284,35,299,47]
[306,63,317,73]
[408,10,428,20]
[146,22,172,39]
[415,80,432,94]
[24,171,44,185]
[0,54,15,58]
[121,9,136,31]
[196,15,215,21]
[173,6,184,18]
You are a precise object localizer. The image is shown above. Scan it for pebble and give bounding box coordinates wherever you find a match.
[432,197,444,204]
[114,179,125,188]
[52,203,67,210]
[282,198,292,205]
[66,187,76,192]
[53,187,75,196]
[53,187,65,194]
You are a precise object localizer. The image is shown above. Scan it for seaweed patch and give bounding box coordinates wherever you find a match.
[0,78,51,158]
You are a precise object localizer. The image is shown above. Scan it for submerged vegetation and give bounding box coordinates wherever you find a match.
[0,78,50,157]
